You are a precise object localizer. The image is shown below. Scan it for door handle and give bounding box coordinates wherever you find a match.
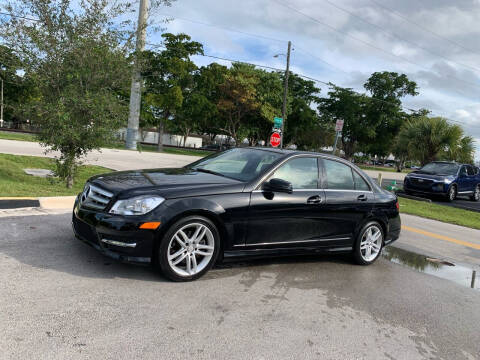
[357,194,367,201]
[307,195,322,204]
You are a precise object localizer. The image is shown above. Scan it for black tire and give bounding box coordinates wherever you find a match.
[353,221,384,265]
[470,185,480,202]
[156,215,221,282]
[446,185,457,202]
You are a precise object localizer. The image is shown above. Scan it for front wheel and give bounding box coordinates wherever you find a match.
[353,222,384,265]
[447,185,457,202]
[157,216,220,281]
[470,185,480,202]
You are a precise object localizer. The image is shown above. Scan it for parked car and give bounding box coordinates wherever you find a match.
[403,161,480,202]
[72,148,401,281]
[200,143,231,151]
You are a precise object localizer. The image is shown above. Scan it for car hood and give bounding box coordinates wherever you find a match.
[89,168,245,199]
[407,172,454,181]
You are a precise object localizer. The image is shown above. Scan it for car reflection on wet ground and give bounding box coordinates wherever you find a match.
[383,246,478,290]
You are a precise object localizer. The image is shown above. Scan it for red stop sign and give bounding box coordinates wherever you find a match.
[270,132,281,147]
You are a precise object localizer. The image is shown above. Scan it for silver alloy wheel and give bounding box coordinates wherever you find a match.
[167,223,215,277]
[475,186,480,201]
[360,225,382,262]
[449,186,456,201]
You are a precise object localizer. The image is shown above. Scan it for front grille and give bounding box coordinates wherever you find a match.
[409,177,434,189]
[80,183,113,211]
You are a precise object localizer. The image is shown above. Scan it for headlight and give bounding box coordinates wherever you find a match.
[444,178,453,184]
[109,196,165,215]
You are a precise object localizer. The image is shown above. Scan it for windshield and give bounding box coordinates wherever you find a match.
[418,162,459,176]
[187,148,283,181]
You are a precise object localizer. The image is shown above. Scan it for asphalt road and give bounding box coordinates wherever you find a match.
[1,213,479,359]
[382,179,480,213]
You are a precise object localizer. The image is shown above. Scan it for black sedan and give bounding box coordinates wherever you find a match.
[72,148,401,281]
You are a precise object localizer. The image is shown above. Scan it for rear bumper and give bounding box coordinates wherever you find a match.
[385,214,401,245]
[72,197,157,264]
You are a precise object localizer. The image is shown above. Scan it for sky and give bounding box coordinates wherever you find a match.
[146,0,480,157]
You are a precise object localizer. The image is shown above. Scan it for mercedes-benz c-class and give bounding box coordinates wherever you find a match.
[72,148,401,281]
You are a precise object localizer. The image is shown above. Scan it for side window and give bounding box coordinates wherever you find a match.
[353,170,370,191]
[460,166,468,176]
[270,157,318,189]
[324,159,355,190]
[467,166,475,176]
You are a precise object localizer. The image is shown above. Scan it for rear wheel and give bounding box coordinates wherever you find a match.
[447,185,457,202]
[157,216,220,282]
[353,222,384,265]
[470,185,480,202]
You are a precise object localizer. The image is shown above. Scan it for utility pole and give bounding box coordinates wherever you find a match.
[125,0,149,150]
[0,77,3,128]
[280,41,291,149]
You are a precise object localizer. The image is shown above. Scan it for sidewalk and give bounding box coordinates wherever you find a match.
[0,139,201,171]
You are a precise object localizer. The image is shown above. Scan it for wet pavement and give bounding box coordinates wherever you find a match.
[1,213,480,359]
[383,246,479,291]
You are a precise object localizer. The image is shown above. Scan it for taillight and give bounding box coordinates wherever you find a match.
[395,201,399,211]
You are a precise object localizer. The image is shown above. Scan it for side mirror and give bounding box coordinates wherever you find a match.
[263,178,293,194]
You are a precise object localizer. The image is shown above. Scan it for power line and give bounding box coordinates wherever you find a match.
[0,12,40,22]
[368,0,480,57]
[158,14,354,77]
[270,0,480,90]
[156,13,286,44]
[321,0,480,75]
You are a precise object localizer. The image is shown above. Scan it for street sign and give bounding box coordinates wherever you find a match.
[270,132,281,147]
[273,117,283,129]
[335,119,344,132]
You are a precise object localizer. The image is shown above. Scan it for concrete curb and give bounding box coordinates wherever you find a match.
[0,196,76,211]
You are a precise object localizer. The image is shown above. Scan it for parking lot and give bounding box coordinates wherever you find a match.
[1,213,479,359]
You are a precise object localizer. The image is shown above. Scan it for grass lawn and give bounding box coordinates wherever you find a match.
[359,165,411,173]
[399,197,480,230]
[0,153,111,197]
[0,130,36,142]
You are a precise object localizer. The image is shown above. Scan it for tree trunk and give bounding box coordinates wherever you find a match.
[157,120,164,152]
[66,173,74,188]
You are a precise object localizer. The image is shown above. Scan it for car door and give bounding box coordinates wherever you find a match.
[457,165,471,193]
[320,158,374,244]
[246,156,329,247]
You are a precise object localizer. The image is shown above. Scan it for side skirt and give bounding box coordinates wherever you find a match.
[222,246,353,261]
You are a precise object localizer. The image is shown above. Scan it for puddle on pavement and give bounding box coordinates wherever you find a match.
[383,246,479,291]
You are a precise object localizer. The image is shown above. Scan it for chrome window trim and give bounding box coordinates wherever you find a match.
[253,154,319,190]
[252,153,376,192]
[234,237,351,247]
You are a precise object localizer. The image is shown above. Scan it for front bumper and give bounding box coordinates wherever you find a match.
[404,178,449,196]
[72,197,159,264]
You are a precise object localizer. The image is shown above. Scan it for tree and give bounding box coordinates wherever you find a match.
[1,0,131,187]
[398,116,472,165]
[363,72,418,158]
[244,69,283,146]
[0,45,36,125]
[318,85,373,160]
[192,64,228,143]
[284,74,325,150]
[142,33,203,151]
[217,63,261,146]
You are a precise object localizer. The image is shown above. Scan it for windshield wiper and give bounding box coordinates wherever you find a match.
[192,168,227,178]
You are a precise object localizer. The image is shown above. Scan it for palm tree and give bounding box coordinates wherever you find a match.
[398,116,473,165]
